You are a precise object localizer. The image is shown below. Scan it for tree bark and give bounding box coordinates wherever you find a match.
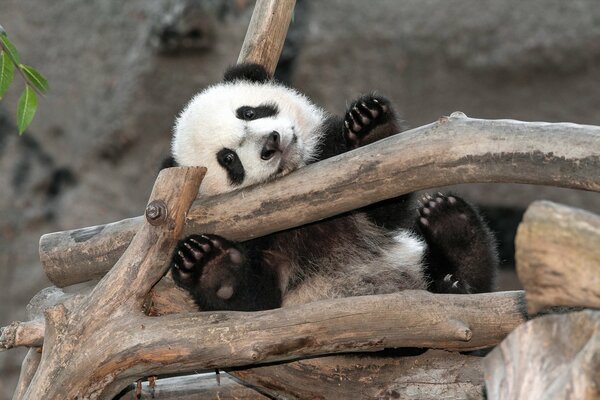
[232,350,485,400]
[237,0,296,76]
[12,348,41,400]
[14,289,525,399]
[21,167,205,400]
[0,320,44,351]
[39,114,600,288]
[516,201,600,314]
[484,310,600,400]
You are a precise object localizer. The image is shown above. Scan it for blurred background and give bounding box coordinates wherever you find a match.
[1,0,599,397]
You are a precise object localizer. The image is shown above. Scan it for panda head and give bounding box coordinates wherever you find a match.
[172,64,327,196]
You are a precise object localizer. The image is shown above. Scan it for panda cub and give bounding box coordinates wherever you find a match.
[168,63,498,311]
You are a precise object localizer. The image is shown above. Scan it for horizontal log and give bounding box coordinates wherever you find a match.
[231,350,484,399]
[39,114,600,288]
[484,309,600,400]
[0,320,44,351]
[96,290,526,399]
[516,201,600,313]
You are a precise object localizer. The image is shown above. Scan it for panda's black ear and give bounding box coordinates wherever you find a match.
[224,63,271,83]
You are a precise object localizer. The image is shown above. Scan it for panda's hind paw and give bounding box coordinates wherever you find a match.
[171,234,244,305]
[343,95,397,148]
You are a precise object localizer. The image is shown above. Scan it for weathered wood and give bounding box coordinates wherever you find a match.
[0,320,44,351]
[9,290,526,398]
[231,350,484,400]
[12,348,42,400]
[118,373,269,400]
[237,0,296,76]
[484,310,600,400]
[40,114,600,287]
[516,201,600,314]
[21,167,205,400]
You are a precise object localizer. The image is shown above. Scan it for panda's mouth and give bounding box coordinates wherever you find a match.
[275,134,301,175]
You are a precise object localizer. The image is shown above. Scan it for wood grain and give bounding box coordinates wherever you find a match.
[516,201,600,313]
[40,114,600,287]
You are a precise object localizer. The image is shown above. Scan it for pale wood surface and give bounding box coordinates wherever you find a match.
[237,0,296,76]
[40,114,600,288]
[516,201,600,313]
[484,310,600,400]
[19,167,205,400]
[231,350,484,400]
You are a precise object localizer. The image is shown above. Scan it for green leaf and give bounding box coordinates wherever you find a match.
[20,64,48,94]
[17,85,37,134]
[0,51,14,99]
[0,33,20,65]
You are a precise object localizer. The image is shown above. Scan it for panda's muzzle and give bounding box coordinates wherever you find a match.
[261,131,281,160]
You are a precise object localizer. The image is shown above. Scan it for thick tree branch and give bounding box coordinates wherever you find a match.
[40,114,600,288]
[516,201,600,313]
[237,0,296,76]
[0,320,44,351]
[21,167,205,400]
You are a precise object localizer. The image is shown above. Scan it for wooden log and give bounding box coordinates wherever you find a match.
[237,0,296,76]
[231,350,484,400]
[0,320,44,351]
[484,310,600,400]
[39,114,600,287]
[118,373,269,400]
[21,167,205,400]
[516,201,600,314]
[12,348,42,400]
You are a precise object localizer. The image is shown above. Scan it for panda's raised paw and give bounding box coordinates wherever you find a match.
[343,95,396,148]
[171,234,244,304]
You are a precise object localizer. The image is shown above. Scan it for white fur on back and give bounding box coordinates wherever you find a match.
[172,80,327,195]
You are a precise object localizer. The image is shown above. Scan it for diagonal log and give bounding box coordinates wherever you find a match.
[20,167,205,400]
[237,0,296,76]
[40,113,600,288]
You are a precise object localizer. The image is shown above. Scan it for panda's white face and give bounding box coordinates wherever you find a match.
[172,80,327,196]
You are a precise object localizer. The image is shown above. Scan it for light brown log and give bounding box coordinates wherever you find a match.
[12,348,42,400]
[0,320,44,351]
[237,0,296,76]
[47,291,525,399]
[484,310,600,400]
[231,350,484,400]
[516,201,600,314]
[22,167,205,400]
[39,114,600,288]
[118,373,269,400]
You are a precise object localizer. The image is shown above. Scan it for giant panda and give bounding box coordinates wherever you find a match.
[167,63,498,311]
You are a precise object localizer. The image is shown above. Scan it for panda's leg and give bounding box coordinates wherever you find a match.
[171,234,282,311]
[417,193,498,294]
[341,95,415,230]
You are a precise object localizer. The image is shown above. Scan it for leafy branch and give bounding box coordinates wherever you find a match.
[0,24,49,134]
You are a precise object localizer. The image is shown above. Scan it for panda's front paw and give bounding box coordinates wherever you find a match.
[433,274,470,294]
[171,234,244,307]
[343,95,398,148]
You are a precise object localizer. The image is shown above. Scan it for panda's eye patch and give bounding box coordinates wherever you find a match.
[236,104,279,121]
[217,148,244,185]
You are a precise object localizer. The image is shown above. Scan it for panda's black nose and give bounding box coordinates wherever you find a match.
[261,131,280,160]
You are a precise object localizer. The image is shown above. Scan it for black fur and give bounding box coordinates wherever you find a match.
[236,104,279,120]
[417,193,498,294]
[216,148,245,186]
[169,65,498,311]
[224,63,271,83]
